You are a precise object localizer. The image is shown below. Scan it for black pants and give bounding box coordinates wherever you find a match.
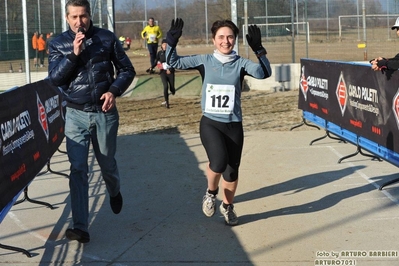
[199,115,244,182]
[38,50,45,65]
[147,43,158,67]
[160,70,175,101]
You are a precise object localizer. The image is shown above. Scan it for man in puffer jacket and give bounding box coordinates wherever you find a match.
[48,0,135,244]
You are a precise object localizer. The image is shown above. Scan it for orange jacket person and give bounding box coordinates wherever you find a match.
[37,34,46,67]
[32,31,39,66]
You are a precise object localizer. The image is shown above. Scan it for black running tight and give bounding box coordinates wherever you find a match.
[199,115,244,182]
[160,71,175,101]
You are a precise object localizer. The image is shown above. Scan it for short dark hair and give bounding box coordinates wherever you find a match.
[211,20,239,39]
[66,0,91,16]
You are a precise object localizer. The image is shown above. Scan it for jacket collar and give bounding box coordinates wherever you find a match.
[69,20,94,38]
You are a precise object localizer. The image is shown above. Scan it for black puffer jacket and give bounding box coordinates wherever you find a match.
[48,22,135,112]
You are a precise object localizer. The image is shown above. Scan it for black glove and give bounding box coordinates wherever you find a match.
[246,25,267,57]
[166,18,184,47]
[377,59,388,69]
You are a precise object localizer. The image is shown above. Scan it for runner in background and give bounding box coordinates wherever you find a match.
[153,39,175,108]
[125,36,131,50]
[141,17,162,74]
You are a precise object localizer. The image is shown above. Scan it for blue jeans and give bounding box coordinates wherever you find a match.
[65,107,120,232]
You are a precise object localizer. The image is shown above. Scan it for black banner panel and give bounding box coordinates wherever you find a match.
[0,80,65,213]
[298,59,399,164]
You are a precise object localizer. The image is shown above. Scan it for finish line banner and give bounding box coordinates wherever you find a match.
[298,59,399,154]
[0,79,65,213]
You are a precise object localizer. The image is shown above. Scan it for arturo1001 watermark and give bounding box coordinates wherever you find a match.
[314,250,398,265]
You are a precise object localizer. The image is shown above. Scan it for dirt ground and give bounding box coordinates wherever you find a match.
[117,89,303,135]
[112,37,399,135]
[116,45,304,135]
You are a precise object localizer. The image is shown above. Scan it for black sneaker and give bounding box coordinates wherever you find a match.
[110,192,123,214]
[65,228,90,243]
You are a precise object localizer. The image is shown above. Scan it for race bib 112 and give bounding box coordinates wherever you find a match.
[204,84,235,114]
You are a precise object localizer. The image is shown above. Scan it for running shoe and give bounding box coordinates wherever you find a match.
[202,191,216,217]
[219,203,238,226]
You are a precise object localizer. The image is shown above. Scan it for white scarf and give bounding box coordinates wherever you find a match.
[213,49,237,64]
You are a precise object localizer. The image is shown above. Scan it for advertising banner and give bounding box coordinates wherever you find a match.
[298,59,399,154]
[0,80,65,213]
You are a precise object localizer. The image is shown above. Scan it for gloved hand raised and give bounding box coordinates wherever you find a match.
[166,18,184,47]
[246,25,267,57]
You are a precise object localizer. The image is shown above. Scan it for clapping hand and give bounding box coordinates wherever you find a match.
[370,57,387,72]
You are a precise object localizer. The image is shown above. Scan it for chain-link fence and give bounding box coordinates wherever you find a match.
[1,0,398,90]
